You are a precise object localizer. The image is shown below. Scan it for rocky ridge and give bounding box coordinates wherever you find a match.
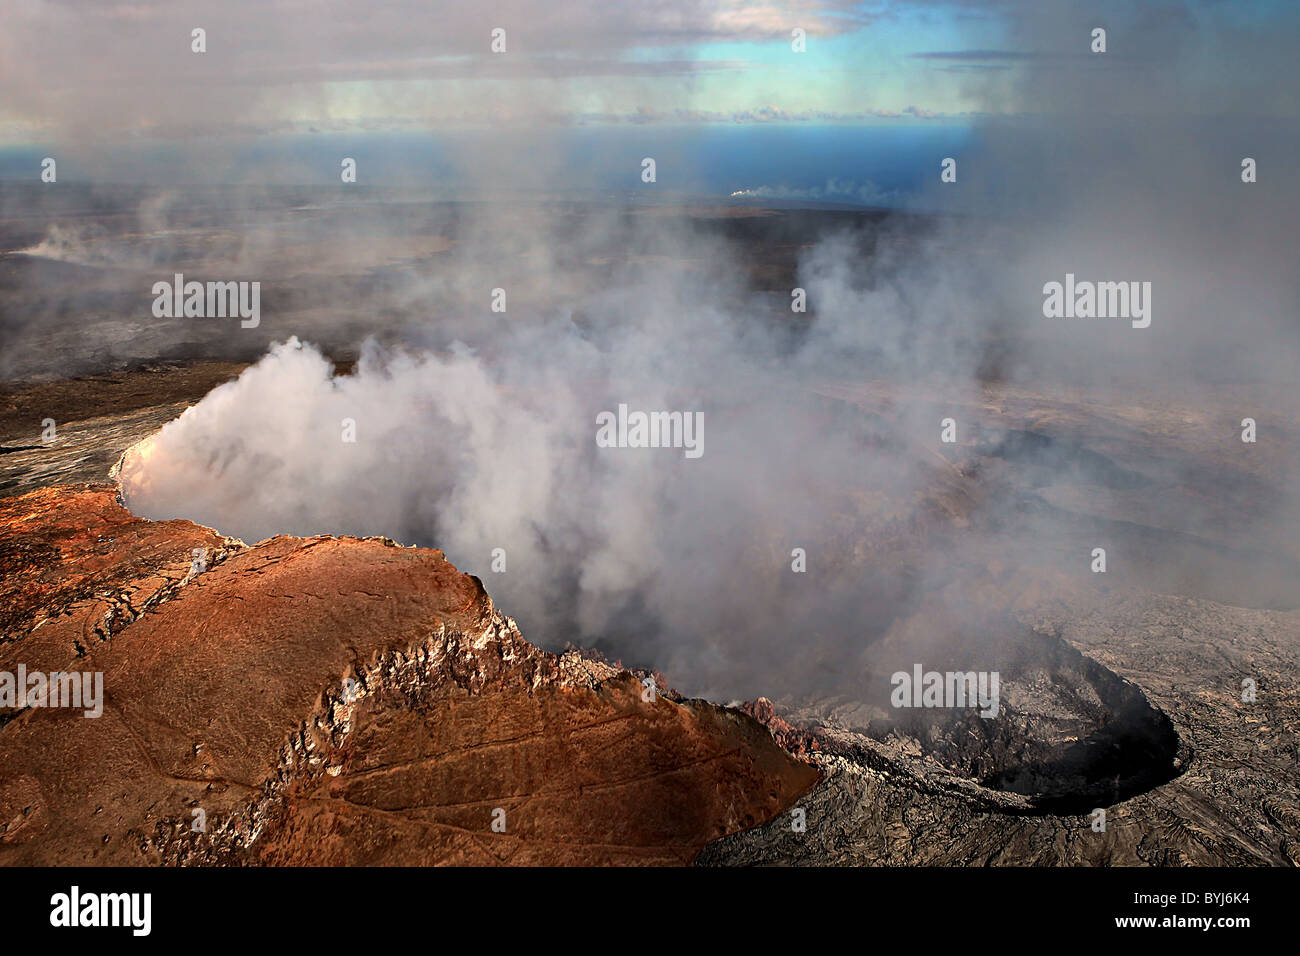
[0,484,818,865]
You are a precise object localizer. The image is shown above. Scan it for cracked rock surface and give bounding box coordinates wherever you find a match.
[700,592,1300,867]
[3,364,1297,868]
[0,485,818,865]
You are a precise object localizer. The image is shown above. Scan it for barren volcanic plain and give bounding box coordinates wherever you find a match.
[2,194,1297,867]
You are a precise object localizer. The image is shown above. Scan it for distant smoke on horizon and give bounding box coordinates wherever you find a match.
[47,0,1300,699]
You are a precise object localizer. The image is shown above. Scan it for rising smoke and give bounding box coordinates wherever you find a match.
[20,0,1300,699]
[119,209,993,699]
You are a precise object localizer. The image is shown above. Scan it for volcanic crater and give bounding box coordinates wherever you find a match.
[108,423,1186,826]
[2,320,1297,866]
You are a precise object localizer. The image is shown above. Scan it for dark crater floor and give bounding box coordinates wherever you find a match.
[845,624,1185,813]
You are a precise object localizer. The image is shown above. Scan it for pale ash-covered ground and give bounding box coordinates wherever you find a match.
[3,367,1297,866]
[701,592,1299,866]
[700,380,1299,866]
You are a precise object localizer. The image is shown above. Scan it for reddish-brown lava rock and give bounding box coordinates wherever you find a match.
[0,484,237,677]
[0,484,818,865]
[249,669,818,866]
[740,697,822,759]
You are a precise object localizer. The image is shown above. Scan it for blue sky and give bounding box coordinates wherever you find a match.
[0,1,1011,143]
[1,1,1295,201]
[3,0,1294,144]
